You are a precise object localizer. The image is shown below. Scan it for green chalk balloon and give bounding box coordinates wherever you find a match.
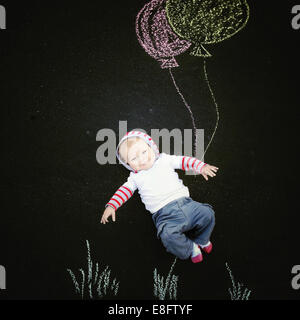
[166,0,250,57]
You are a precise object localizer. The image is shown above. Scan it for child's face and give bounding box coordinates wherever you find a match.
[122,139,155,172]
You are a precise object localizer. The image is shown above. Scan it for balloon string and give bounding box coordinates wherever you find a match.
[202,59,220,161]
[168,68,198,158]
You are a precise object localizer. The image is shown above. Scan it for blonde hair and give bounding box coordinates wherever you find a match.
[118,137,143,163]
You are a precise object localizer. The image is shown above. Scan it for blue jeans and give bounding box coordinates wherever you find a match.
[152,196,215,260]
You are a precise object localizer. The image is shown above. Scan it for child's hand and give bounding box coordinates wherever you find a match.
[200,164,219,181]
[101,206,116,224]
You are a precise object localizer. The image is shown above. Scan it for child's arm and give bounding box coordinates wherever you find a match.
[101,175,137,224]
[166,154,219,180]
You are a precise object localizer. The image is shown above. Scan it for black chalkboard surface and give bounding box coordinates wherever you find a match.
[0,0,299,302]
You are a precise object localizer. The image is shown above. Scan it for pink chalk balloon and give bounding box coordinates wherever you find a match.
[136,0,191,69]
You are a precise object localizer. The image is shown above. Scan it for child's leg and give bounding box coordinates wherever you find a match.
[152,199,196,260]
[181,199,215,247]
[159,224,195,260]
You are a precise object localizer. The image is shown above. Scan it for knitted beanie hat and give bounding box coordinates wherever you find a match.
[116,130,160,173]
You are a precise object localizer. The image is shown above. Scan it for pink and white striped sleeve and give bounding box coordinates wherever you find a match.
[166,153,207,174]
[105,175,137,211]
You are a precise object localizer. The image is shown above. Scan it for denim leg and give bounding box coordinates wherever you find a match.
[181,199,215,246]
[159,225,194,260]
[152,198,194,260]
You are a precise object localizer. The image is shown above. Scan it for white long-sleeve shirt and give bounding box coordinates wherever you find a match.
[105,153,206,214]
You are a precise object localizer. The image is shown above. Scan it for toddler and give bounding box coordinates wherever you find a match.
[101,130,218,263]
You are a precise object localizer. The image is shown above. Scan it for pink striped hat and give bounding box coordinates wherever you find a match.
[116,130,160,173]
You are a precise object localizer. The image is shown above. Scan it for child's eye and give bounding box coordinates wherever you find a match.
[143,150,147,153]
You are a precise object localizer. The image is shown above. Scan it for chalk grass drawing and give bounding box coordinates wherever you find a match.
[67,240,120,299]
[225,262,251,300]
[153,258,178,300]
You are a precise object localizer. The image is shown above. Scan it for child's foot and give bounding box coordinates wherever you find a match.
[191,242,203,263]
[199,241,213,254]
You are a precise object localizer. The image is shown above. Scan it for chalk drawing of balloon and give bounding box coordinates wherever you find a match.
[165,0,250,156]
[166,0,250,58]
[136,0,191,68]
[136,0,201,157]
